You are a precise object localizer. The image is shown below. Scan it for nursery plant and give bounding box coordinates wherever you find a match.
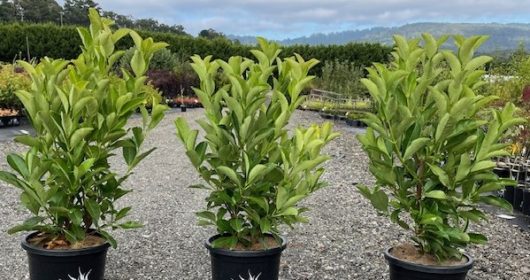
[0,64,31,113]
[357,33,525,279]
[175,38,339,280]
[0,9,167,280]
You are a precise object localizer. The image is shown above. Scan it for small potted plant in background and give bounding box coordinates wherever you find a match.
[178,88,187,112]
[175,38,339,280]
[0,9,167,280]
[356,33,525,280]
[0,63,31,127]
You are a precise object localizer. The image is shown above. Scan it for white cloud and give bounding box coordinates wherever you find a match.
[84,1,530,38]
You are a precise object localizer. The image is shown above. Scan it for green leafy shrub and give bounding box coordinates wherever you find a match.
[118,49,199,98]
[314,59,366,98]
[486,55,530,105]
[0,9,168,248]
[0,23,391,76]
[173,55,200,96]
[175,38,339,249]
[143,82,164,107]
[0,64,31,111]
[119,47,179,71]
[357,33,526,261]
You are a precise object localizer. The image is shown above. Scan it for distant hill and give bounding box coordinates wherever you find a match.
[229,23,530,52]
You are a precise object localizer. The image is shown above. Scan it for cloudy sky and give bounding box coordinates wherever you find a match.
[83,0,530,39]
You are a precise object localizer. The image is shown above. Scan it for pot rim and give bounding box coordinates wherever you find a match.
[384,247,474,274]
[21,231,110,257]
[205,234,287,258]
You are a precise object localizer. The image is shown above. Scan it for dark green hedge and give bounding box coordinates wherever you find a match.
[0,23,391,73]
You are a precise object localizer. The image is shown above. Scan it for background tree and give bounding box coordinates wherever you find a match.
[14,0,61,23]
[0,0,16,22]
[133,18,186,35]
[101,10,134,28]
[198,28,224,39]
[63,0,99,26]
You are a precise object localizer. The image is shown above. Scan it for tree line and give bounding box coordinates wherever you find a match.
[0,0,188,35]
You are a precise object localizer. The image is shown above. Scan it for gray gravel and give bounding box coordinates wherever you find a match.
[0,108,529,279]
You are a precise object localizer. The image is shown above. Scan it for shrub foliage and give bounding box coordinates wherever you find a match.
[0,23,391,75]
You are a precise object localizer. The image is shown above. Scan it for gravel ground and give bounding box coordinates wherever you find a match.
[0,108,529,280]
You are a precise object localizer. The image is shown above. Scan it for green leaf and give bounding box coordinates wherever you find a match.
[283,195,306,209]
[248,196,269,213]
[149,104,167,130]
[435,113,450,142]
[478,182,504,193]
[459,209,487,222]
[424,190,447,200]
[130,50,146,76]
[189,184,211,190]
[14,135,39,147]
[464,56,492,71]
[115,207,132,221]
[455,153,471,182]
[196,211,216,222]
[370,189,389,213]
[99,230,118,249]
[230,218,244,232]
[260,219,271,233]
[403,137,430,160]
[78,158,96,177]
[123,145,137,166]
[7,154,29,178]
[278,207,298,216]
[211,236,238,249]
[420,214,442,225]
[69,127,93,148]
[119,221,143,229]
[480,195,512,212]
[85,198,101,225]
[7,217,45,234]
[247,164,268,184]
[468,233,487,244]
[217,166,241,186]
[470,161,496,173]
[427,163,450,187]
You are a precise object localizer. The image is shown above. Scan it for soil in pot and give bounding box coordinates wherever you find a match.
[514,185,524,211]
[22,232,110,280]
[384,244,473,280]
[205,235,287,280]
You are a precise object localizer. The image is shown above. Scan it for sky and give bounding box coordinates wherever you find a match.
[67,0,530,39]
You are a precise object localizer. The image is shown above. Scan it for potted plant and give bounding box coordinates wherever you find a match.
[178,88,187,112]
[0,9,167,280]
[175,38,339,280]
[0,63,31,127]
[356,33,525,280]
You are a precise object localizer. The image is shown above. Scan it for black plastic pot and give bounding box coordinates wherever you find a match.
[523,188,530,216]
[205,235,287,280]
[22,232,110,280]
[0,115,21,127]
[514,186,524,211]
[181,106,187,112]
[504,185,515,206]
[493,167,510,179]
[384,248,473,280]
[319,113,333,119]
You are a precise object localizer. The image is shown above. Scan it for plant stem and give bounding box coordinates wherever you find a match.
[416,158,425,203]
